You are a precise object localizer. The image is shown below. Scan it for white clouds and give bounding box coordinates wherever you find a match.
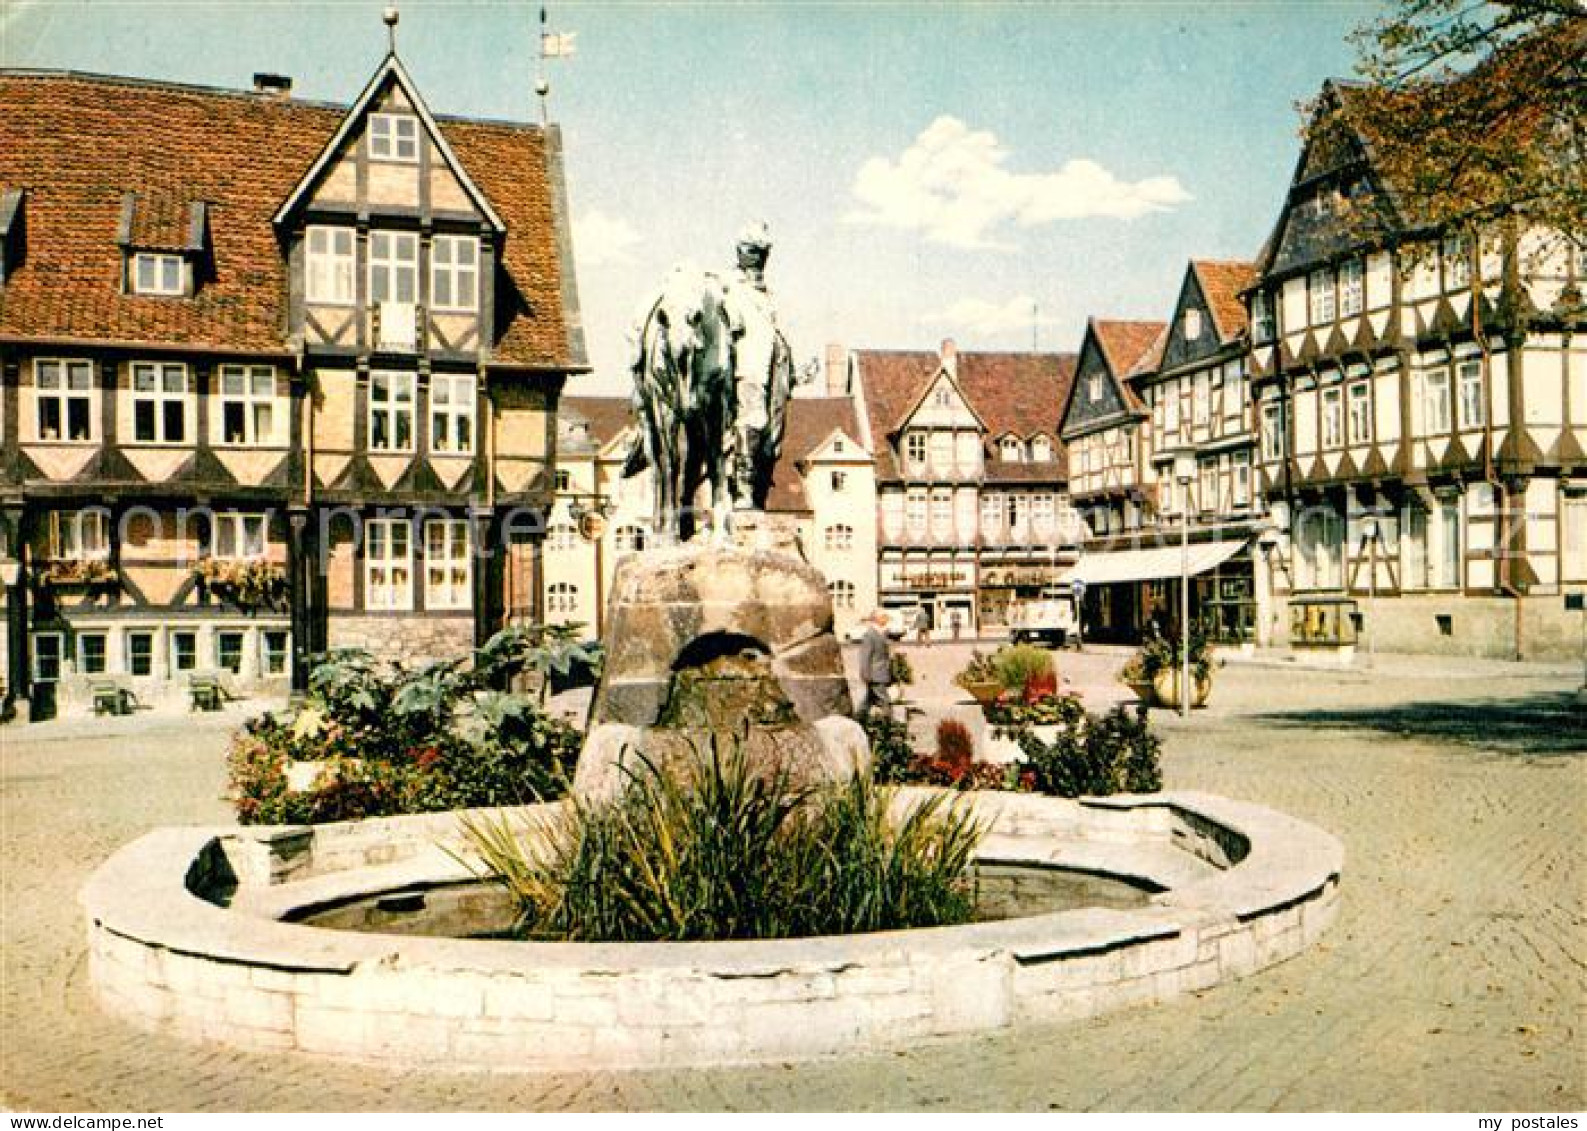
[847,116,1192,249]
[573,209,641,267]
[923,294,1060,338]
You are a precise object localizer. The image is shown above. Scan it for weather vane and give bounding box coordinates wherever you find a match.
[536,5,577,123]
[383,6,399,54]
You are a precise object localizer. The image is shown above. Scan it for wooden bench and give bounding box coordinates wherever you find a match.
[188,674,224,712]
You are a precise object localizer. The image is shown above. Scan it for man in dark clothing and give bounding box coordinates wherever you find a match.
[856,608,894,719]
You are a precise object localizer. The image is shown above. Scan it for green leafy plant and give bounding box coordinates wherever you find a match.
[457,739,986,942]
[952,650,1000,692]
[1134,623,1213,684]
[862,711,919,785]
[888,650,916,688]
[989,643,1055,695]
[1016,703,1162,799]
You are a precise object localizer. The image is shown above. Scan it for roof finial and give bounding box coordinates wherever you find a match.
[383,6,400,54]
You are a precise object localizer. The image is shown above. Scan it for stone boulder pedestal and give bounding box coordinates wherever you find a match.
[572,544,869,802]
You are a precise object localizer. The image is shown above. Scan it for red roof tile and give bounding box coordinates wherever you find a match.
[1191,259,1255,344]
[562,395,634,451]
[0,70,578,369]
[1091,320,1166,380]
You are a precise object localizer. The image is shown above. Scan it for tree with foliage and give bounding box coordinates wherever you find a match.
[1333,1,1584,240]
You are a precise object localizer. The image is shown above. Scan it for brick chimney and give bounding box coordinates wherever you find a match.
[824,343,848,397]
[940,337,958,378]
[253,73,293,99]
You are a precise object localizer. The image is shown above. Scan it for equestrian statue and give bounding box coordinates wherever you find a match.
[624,222,796,543]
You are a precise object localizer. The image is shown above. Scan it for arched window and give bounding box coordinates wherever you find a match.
[547,582,579,615]
[828,579,856,610]
[824,523,854,551]
[1029,435,1052,462]
[999,436,1022,462]
[613,524,647,553]
[547,522,578,551]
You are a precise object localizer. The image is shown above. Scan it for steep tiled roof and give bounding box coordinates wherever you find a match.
[852,347,1077,482]
[1191,260,1255,344]
[0,70,579,369]
[1092,320,1166,380]
[562,395,634,452]
[984,459,1067,484]
[765,395,863,513]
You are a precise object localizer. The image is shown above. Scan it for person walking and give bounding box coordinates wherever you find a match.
[857,608,895,719]
[914,605,930,645]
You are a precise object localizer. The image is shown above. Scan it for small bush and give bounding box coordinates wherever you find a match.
[863,711,919,785]
[991,643,1054,695]
[889,651,916,687]
[460,740,986,942]
[934,718,974,771]
[1017,702,1162,798]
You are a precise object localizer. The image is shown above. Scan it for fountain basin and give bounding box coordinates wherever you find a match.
[81,789,1342,1069]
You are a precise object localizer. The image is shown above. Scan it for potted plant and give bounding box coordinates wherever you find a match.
[195,557,289,612]
[1130,624,1213,709]
[37,557,117,591]
[952,650,1002,705]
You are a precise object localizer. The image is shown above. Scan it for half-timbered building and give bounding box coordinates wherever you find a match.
[1246,80,1585,660]
[0,52,584,718]
[848,341,1083,637]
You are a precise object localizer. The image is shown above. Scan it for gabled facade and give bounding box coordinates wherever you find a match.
[543,394,877,637]
[850,340,1082,636]
[1246,80,1586,658]
[1060,319,1164,539]
[0,56,585,719]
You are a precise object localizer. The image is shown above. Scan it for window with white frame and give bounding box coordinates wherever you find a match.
[1424,366,1452,434]
[369,230,418,305]
[1193,376,1210,426]
[827,579,856,610]
[77,631,108,675]
[554,469,572,492]
[1087,373,1103,402]
[999,436,1022,462]
[1261,403,1284,461]
[32,633,62,683]
[614,524,647,553]
[215,631,245,674]
[131,252,184,296]
[369,370,416,451]
[306,226,355,305]
[546,582,578,616]
[35,359,95,441]
[262,630,290,677]
[1347,382,1372,444]
[1163,383,1180,432]
[1457,359,1484,428]
[546,522,579,551]
[1030,435,1052,462]
[212,514,267,560]
[1006,493,1024,535]
[368,112,420,163]
[930,488,953,538]
[1198,460,1217,513]
[830,470,847,492]
[1251,292,1275,342]
[219,365,279,446]
[431,235,479,312]
[365,518,413,610]
[905,431,926,468]
[1403,502,1429,588]
[929,431,953,473]
[1433,496,1461,589]
[933,385,952,408]
[1232,451,1251,507]
[424,519,471,610]
[125,631,155,677]
[430,373,475,454]
[170,630,197,674]
[1443,234,1470,290]
[130,361,189,444]
[1309,267,1336,325]
[1562,493,1587,580]
[980,494,1002,541]
[1032,493,1054,530]
[1297,506,1343,589]
[905,489,927,538]
[51,509,109,560]
[1339,258,1364,316]
[1321,386,1344,449]
[824,524,854,551]
[1182,308,1202,341]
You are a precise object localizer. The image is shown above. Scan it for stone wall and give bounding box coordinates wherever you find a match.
[81,790,1343,1070]
[327,614,474,666]
[1274,593,1583,662]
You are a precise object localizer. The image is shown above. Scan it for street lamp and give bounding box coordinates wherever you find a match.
[1171,447,1198,719]
[1360,515,1379,669]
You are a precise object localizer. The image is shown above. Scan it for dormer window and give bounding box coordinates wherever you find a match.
[1030,435,1052,462]
[1000,436,1022,462]
[132,252,184,296]
[369,113,420,163]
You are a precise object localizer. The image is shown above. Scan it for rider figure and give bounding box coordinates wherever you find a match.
[722,221,788,509]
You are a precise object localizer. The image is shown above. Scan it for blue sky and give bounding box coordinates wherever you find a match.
[1,0,1380,393]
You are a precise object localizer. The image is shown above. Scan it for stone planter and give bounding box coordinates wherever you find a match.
[1123,679,1155,705]
[1150,669,1212,710]
[961,680,1003,707]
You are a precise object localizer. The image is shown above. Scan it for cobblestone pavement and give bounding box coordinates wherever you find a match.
[3,650,1583,1111]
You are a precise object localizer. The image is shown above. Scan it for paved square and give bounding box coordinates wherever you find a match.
[2,650,1582,1111]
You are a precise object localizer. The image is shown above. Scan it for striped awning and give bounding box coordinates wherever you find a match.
[1067,540,1247,586]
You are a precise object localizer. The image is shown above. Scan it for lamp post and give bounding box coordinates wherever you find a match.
[1171,448,1198,719]
[1361,515,1379,669]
